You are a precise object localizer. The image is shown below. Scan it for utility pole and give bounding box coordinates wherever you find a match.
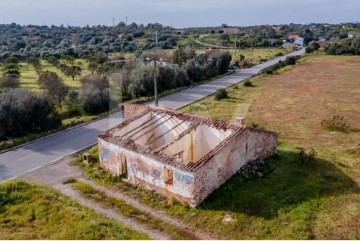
[154,60,158,107]
[155,31,158,46]
[234,36,237,60]
[113,18,115,26]
[251,36,254,60]
[125,16,128,26]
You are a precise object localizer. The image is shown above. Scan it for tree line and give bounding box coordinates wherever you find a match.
[325,38,360,55]
[0,49,232,141]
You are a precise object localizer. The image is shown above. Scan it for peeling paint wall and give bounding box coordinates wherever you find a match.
[192,129,277,206]
[98,138,196,203]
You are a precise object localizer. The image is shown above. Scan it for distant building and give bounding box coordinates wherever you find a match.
[293,37,304,47]
[173,29,186,35]
[221,27,240,34]
[272,26,281,33]
[288,34,300,41]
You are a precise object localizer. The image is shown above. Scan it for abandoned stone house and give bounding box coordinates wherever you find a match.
[97,104,277,207]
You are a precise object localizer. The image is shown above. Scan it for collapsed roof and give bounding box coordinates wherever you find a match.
[98,106,247,172]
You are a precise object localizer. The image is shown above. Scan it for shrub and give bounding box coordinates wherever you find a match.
[285,56,298,65]
[62,177,77,184]
[214,88,228,101]
[321,115,351,132]
[244,79,253,87]
[79,85,112,115]
[215,52,232,75]
[305,46,313,53]
[0,89,59,140]
[0,76,19,88]
[296,147,317,165]
[265,69,273,74]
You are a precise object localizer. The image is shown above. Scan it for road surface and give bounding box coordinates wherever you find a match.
[0,48,305,182]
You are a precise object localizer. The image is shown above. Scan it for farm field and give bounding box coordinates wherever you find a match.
[1,59,91,92]
[0,180,148,240]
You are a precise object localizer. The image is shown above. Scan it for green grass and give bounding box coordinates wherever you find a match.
[72,182,197,240]
[76,146,359,239]
[0,180,149,240]
[18,62,41,91]
[182,74,263,121]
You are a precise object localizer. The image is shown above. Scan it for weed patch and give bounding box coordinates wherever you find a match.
[321,115,351,132]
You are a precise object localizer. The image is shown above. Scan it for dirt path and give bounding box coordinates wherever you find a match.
[20,157,170,240]
[78,177,214,240]
[56,182,170,240]
[20,156,214,240]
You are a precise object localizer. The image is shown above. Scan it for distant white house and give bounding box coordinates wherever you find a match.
[293,37,304,47]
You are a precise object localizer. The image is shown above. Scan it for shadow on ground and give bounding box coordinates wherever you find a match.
[198,148,359,219]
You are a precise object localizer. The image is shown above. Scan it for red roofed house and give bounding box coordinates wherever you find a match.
[288,34,300,41]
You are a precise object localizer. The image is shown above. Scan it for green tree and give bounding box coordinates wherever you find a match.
[0,89,58,140]
[38,71,69,108]
[215,52,232,75]
[171,47,196,66]
[2,63,20,78]
[64,66,82,80]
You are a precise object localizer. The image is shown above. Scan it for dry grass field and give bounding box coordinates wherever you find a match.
[179,54,360,239]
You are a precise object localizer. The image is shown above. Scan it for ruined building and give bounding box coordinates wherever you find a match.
[97,104,277,207]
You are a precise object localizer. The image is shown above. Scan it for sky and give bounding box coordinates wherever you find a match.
[0,0,359,28]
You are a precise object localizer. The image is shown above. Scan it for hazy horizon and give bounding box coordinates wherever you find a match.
[0,0,359,28]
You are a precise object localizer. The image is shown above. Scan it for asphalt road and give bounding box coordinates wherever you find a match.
[0,48,305,182]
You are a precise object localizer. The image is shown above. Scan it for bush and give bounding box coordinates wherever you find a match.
[215,52,232,75]
[79,85,113,115]
[265,69,274,74]
[305,46,313,53]
[62,177,77,184]
[0,76,19,88]
[214,88,228,101]
[296,147,317,165]
[184,59,203,82]
[0,89,59,140]
[285,56,298,65]
[321,115,351,132]
[244,79,253,87]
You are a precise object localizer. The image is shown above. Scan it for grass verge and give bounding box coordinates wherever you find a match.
[0,180,148,239]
